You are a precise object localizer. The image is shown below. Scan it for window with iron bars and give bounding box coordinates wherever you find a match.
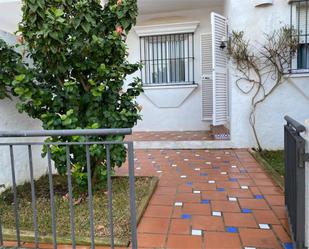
[139,33,195,86]
[290,0,309,72]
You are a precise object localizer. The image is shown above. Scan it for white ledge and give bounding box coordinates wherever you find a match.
[253,0,273,7]
[134,21,200,37]
[285,70,309,78]
[143,84,198,90]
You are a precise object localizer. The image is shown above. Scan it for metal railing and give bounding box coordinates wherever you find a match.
[0,128,137,249]
[284,116,308,249]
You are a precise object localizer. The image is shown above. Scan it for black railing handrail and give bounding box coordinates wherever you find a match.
[0,128,132,138]
[284,116,306,133]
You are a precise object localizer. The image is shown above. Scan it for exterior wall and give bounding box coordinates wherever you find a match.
[0,30,48,190]
[225,0,309,149]
[126,7,224,131]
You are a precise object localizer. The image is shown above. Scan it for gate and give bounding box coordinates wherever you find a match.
[284,116,308,249]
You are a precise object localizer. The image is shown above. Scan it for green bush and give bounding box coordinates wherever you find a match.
[0,0,142,193]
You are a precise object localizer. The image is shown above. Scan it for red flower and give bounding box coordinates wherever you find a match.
[116,25,123,34]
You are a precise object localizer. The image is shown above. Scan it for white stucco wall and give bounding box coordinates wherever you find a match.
[0,30,47,190]
[126,7,224,131]
[225,0,309,149]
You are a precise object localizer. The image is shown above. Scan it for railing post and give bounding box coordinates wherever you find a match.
[303,119,309,248]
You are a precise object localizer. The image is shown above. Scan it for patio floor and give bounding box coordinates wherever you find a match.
[126,129,230,143]
[2,149,292,249]
[118,149,292,249]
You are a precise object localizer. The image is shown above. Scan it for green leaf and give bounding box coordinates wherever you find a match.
[81,23,91,33]
[53,8,64,17]
[15,74,25,82]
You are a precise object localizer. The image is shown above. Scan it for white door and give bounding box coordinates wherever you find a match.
[211,12,228,126]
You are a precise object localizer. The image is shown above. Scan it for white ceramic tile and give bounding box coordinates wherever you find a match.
[194,168,201,171]
[172,164,177,167]
[241,186,249,190]
[244,247,256,249]
[228,197,237,202]
[180,175,187,178]
[195,154,200,157]
[184,159,189,161]
[193,190,201,194]
[174,202,183,207]
[156,170,163,173]
[206,162,212,165]
[136,167,141,170]
[212,211,222,217]
[221,172,227,175]
[216,157,221,159]
[231,165,237,168]
[259,224,270,229]
[152,161,156,164]
[191,229,202,236]
[208,180,216,184]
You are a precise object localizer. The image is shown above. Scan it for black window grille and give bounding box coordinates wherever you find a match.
[290,0,309,72]
[140,33,195,86]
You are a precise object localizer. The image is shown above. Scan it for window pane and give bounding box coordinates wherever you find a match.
[297,44,309,69]
[291,1,309,70]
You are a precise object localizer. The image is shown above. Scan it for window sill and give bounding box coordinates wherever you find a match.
[285,69,309,78]
[143,83,198,90]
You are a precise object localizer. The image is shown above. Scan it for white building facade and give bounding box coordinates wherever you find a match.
[0,0,308,151]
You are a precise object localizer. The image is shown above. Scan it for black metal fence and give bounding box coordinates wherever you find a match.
[284,116,307,249]
[0,128,137,249]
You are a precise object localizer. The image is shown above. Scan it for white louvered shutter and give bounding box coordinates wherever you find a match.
[201,33,213,120]
[211,12,228,126]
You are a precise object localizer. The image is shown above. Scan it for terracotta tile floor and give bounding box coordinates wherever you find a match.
[126,131,214,141]
[125,130,230,142]
[3,149,292,249]
[117,149,292,249]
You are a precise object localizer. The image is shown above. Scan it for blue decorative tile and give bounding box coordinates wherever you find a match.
[255,195,264,199]
[213,166,220,169]
[200,173,208,176]
[186,182,193,186]
[242,208,252,213]
[181,214,192,219]
[223,160,229,163]
[240,169,248,173]
[226,227,238,233]
[217,188,225,192]
[229,178,238,182]
[201,199,210,204]
[284,243,294,249]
